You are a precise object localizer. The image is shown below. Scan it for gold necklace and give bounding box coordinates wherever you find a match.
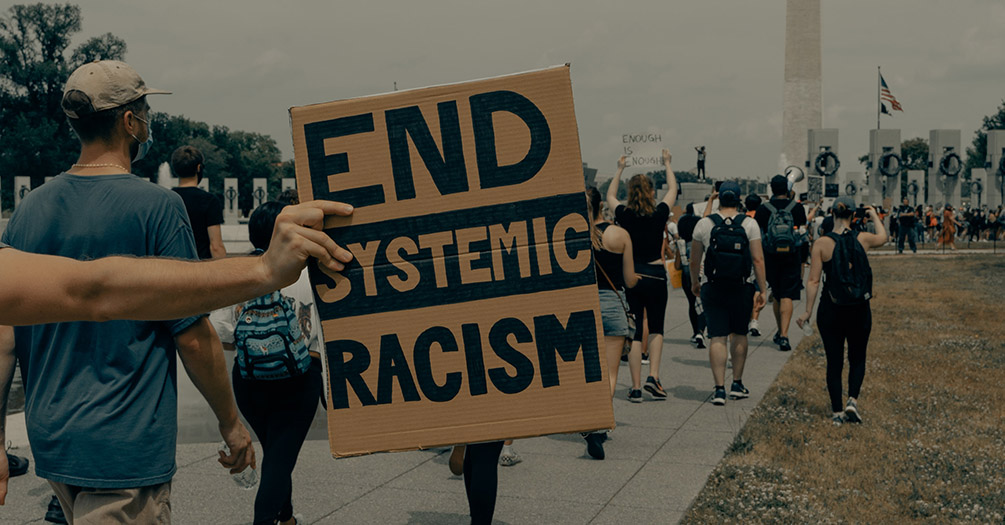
[71,162,130,173]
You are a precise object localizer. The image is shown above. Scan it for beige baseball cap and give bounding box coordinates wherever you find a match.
[61,60,171,119]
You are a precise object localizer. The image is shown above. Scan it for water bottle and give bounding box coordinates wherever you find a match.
[799,318,813,337]
[695,298,703,317]
[219,442,258,490]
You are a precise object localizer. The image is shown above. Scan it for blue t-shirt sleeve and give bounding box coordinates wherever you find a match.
[157,196,206,335]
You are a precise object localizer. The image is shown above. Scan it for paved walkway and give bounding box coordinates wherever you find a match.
[3,289,805,524]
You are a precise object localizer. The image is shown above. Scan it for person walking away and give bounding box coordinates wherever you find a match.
[896,197,918,254]
[689,181,767,405]
[797,197,887,425]
[755,175,808,351]
[211,202,324,525]
[0,60,254,523]
[172,145,226,259]
[675,203,706,347]
[585,187,638,459]
[606,149,679,402]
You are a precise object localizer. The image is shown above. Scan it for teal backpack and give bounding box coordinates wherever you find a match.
[233,291,312,380]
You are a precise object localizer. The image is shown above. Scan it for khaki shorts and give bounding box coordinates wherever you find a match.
[49,480,171,524]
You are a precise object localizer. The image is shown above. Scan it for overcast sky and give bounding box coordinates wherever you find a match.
[42,0,1005,181]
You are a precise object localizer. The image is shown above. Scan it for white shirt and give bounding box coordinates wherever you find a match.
[691,211,761,284]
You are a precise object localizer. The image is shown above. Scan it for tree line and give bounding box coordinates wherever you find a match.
[0,3,291,214]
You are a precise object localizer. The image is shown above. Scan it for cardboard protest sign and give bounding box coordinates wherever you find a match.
[620,130,665,168]
[290,66,614,458]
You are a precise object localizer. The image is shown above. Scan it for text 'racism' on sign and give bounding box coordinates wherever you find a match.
[290,66,614,458]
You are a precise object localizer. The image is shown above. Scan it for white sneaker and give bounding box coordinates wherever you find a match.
[748,319,761,337]
[694,334,706,349]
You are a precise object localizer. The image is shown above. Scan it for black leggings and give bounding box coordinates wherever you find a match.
[816,298,871,413]
[232,359,322,525]
[626,264,668,341]
[464,441,504,525]
[680,269,705,336]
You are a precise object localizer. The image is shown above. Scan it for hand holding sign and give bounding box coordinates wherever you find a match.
[662,148,672,166]
[260,201,355,289]
[617,155,627,170]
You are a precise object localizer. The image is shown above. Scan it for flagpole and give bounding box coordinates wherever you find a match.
[877,66,881,130]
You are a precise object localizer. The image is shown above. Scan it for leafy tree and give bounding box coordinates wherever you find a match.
[0,3,126,211]
[965,99,1005,179]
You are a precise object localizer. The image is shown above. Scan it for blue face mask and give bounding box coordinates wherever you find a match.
[131,115,153,163]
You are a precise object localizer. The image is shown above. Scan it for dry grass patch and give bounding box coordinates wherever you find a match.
[682,255,1005,524]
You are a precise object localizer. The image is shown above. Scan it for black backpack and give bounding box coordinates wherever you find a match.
[705,214,752,284]
[762,200,799,254]
[824,230,873,305]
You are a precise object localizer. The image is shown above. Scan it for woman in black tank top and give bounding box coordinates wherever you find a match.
[605,150,678,402]
[584,188,638,460]
[798,199,887,426]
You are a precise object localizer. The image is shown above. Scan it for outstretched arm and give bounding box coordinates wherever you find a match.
[606,156,627,213]
[0,201,354,326]
[660,149,678,209]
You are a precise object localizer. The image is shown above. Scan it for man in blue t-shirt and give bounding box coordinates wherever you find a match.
[0,61,254,523]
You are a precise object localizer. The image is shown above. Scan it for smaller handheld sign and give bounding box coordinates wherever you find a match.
[290,66,614,457]
[620,130,666,168]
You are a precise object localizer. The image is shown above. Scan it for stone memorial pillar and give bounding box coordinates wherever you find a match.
[986,130,1005,209]
[929,130,962,209]
[905,170,924,207]
[842,171,864,200]
[281,178,296,192]
[14,176,31,208]
[252,178,267,209]
[969,169,987,208]
[223,178,239,224]
[869,129,900,202]
[197,178,209,191]
[807,129,839,202]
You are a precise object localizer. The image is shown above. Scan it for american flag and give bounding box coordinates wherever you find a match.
[880,74,903,112]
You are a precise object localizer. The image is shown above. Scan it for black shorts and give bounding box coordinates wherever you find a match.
[765,253,803,300]
[700,282,755,338]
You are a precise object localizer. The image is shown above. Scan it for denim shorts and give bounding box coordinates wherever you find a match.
[598,289,632,337]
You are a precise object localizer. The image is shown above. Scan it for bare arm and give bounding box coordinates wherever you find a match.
[797,241,826,327]
[703,192,718,218]
[749,239,768,295]
[207,224,227,260]
[0,201,354,326]
[0,326,14,504]
[857,206,888,249]
[606,156,626,213]
[175,319,255,474]
[689,239,705,297]
[616,228,639,289]
[660,149,678,209]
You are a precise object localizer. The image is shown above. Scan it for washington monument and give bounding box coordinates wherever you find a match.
[782,0,822,195]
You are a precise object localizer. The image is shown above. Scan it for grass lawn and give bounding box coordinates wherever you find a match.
[682,255,1005,524]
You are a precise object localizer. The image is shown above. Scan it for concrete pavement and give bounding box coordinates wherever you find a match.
[3,288,805,524]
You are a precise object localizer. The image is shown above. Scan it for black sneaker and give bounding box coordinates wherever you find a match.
[773,332,782,345]
[778,336,792,352]
[643,376,667,400]
[695,333,706,349]
[584,432,605,460]
[729,381,750,399]
[711,387,726,406]
[844,398,863,423]
[628,389,643,403]
[831,414,844,426]
[641,353,650,365]
[45,495,67,524]
[6,452,28,477]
